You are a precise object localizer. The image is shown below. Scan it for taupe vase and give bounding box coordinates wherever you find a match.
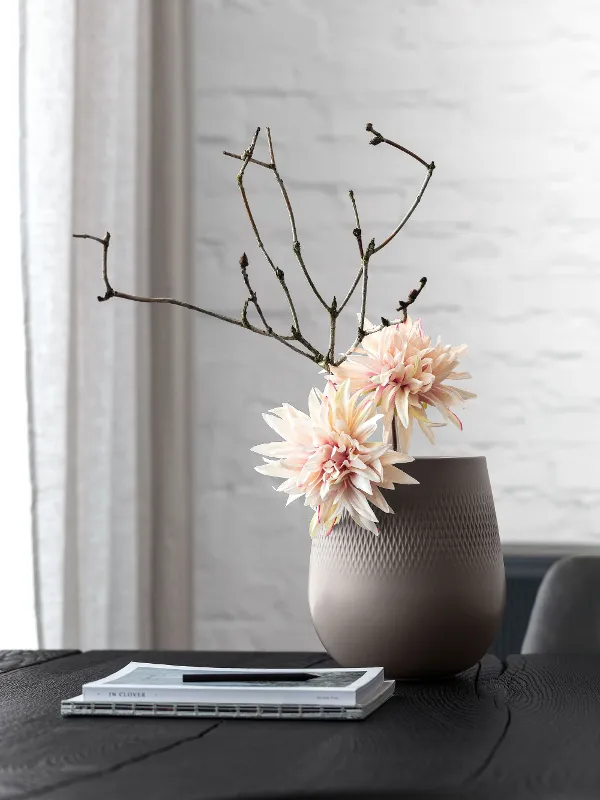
[308,456,505,679]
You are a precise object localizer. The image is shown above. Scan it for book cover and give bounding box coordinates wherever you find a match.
[82,662,384,707]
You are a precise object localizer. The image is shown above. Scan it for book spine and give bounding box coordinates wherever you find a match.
[82,685,355,706]
[62,702,359,720]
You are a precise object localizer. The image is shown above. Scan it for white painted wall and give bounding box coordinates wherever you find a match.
[192,0,600,649]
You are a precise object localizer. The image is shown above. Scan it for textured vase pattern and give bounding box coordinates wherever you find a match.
[308,457,506,679]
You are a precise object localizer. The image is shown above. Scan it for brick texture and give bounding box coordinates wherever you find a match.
[191,0,600,649]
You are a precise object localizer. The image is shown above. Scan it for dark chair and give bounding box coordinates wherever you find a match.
[522,555,600,654]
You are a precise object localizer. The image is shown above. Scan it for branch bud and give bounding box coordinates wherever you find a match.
[239,252,249,268]
[275,267,284,280]
[353,228,361,239]
[97,288,115,303]
[381,317,390,327]
[365,123,374,132]
[242,299,251,326]
[369,135,384,146]
[292,240,301,256]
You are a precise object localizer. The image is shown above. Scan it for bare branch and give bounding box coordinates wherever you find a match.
[365,122,431,169]
[332,275,428,367]
[74,232,113,300]
[337,267,362,316]
[82,124,434,375]
[291,327,326,363]
[335,190,365,316]
[332,321,386,368]
[230,128,330,363]
[337,124,434,317]
[223,150,272,170]
[73,232,319,365]
[355,238,375,346]
[392,420,399,452]
[363,123,435,256]
[225,131,332,314]
[235,129,303,336]
[265,127,331,313]
[239,251,271,332]
[349,190,364,260]
[327,296,338,364]
[397,276,428,323]
[373,164,435,255]
[334,239,376,365]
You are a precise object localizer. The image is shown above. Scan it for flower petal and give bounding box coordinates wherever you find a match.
[383,464,419,485]
[255,461,297,478]
[251,441,299,458]
[395,388,410,429]
[350,471,374,495]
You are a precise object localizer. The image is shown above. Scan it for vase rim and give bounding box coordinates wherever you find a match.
[410,455,486,461]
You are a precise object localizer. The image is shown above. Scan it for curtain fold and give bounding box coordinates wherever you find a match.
[21,0,195,649]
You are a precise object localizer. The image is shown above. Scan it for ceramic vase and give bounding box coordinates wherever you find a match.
[308,456,505,679]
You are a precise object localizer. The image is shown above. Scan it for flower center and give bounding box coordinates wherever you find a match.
[321,435,357,485]
[367,352,434,394]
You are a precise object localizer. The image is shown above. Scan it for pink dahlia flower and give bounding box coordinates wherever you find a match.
[252,381,417,536]
[328,317,476,453]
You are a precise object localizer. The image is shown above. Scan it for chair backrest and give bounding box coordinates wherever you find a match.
[522,555,600,654]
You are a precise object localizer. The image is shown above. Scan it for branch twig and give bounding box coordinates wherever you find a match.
[74,232,113,300]
[236,129,302,336]
[332,275,429,367]
[364,123,435,256]
[239,252,271,332]
[337,124,434,317]
[267,127,330,312]
[365,122,431,169]
[226,130,331,313]
[335,189,365,316]
[73,233,318,364]
[373,165,435,255]
[234,128,328,363]
[341,238,376,359]
[349,190,364,260]
[358,239,375,339]
[223,150,272,170]
[327,296,338,365]
[397,277,428,323]
[82,124,433,374]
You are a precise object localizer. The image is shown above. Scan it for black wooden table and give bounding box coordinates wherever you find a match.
[1,649,599,799]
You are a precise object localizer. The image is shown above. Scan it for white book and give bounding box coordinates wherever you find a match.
[81,662,385,707]
[62,680,395,721]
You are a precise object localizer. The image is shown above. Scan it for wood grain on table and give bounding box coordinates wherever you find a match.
[0,650,598,799]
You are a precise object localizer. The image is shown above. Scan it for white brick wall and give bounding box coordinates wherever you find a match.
[192,0,600,649]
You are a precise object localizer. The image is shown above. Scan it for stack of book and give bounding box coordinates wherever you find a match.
[61,662,395,721]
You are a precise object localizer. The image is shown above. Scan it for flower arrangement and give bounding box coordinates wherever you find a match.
[75,123,474,537]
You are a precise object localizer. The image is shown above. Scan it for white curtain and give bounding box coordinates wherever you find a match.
[21,0,195,649]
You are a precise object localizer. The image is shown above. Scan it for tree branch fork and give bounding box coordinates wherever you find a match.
[74,123,434,370]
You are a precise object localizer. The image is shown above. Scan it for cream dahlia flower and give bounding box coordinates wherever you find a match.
[252,381,417,536]
[328,317,476,453]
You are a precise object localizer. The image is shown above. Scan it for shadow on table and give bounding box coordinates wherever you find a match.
[244,791,509,800]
